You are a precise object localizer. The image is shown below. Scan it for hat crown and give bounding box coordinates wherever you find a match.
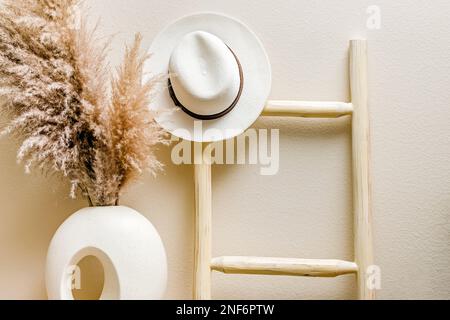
[168,31,241,117]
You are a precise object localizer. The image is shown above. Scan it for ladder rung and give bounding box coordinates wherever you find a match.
[211,256,358,277]
[263,100,353,118]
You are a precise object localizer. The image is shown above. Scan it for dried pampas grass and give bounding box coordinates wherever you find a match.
[0,0,168,206]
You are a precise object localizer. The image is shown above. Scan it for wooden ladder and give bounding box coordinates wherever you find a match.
[193,40,374,300]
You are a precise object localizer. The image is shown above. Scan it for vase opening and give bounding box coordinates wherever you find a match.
[62,247,120,300]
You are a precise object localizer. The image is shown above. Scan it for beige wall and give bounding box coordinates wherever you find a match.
[1,0,449,299]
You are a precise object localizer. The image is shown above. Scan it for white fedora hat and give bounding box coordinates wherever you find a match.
[145,13,271,142]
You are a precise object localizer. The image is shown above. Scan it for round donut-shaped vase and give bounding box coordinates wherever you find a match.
[45,206,167,300]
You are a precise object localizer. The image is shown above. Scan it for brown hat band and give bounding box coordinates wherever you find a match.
[168,47,244,121]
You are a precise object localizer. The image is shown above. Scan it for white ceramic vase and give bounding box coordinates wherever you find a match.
[45,206,167,300]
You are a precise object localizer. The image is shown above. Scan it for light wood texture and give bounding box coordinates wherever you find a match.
[211,256,358,277]
[193,143,212,300]
[350,40,375,300]
[192,39,375,300]
[263,100,353,118]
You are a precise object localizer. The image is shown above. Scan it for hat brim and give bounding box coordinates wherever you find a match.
[145,12,272,142]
